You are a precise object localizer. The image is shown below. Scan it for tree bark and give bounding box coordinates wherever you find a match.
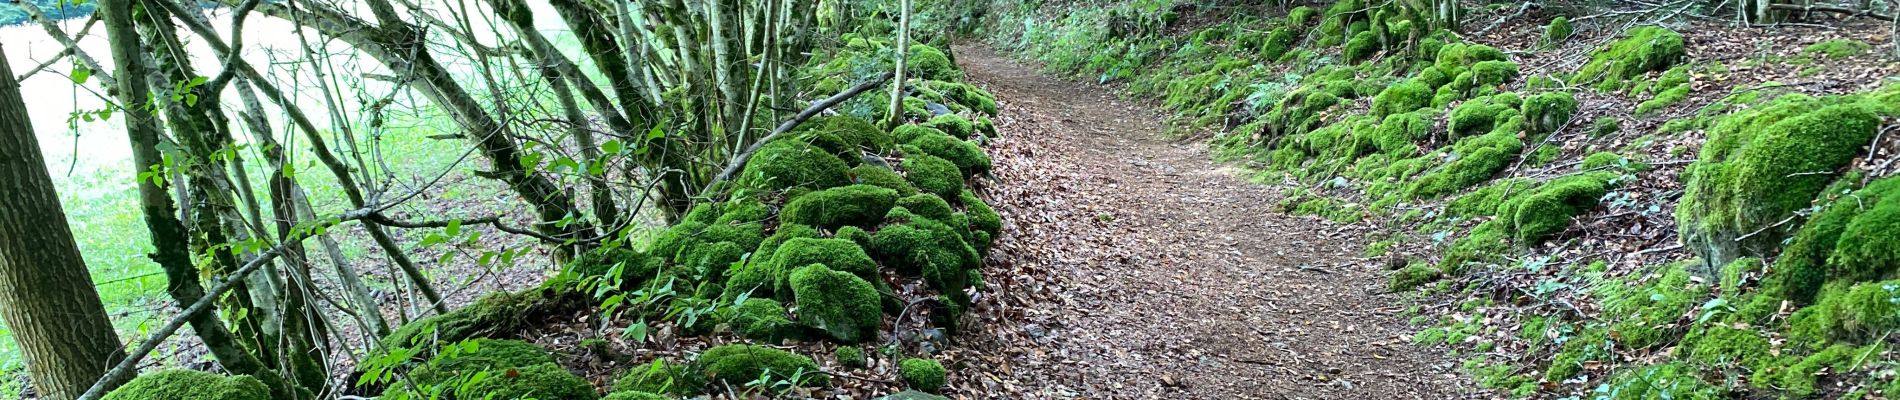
[887,0,913,127]
[0,43,132,400]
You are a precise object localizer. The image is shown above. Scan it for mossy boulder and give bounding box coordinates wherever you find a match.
[1498,173,1616,243]
[960,190,1002,244]
[789,264,883,342]
[1573,26,1686,90]
[103,369,271,400]
[910,44,959,81]
[906,132,991,176]
[1409,129,1524,199]
[1678,98,1880,272]
[726,298,798,342]
[898,358,947,392]
[770,237,879,280]
[461,363,597,400]
[922,114,976,139]
[613,359,685,395]
[1371,80,1431,118]
[603,391,670,400]
[834,346,867,368]
[780,184,899,230]
[873,209,980,299]
[852,164,920,197]
[1522,91,1577,135]
[739,140,852,192]
[1543,17,1572,46]
[1344,31,1380,63]
[812,115,894,153]
[902,155,965,199]
[407,339,557,385]
[687,345,827,388]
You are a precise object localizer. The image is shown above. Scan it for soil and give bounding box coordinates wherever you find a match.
[957,44,1478,399]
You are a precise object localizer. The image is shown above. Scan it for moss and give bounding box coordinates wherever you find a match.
[909,44,959,81]
[1499,173,1615,243]
[1522,91,1577,135]
[567,248,663,290]
[1543,17,1572,46]
[726,298,797,342]
[1445,178,1531,218]
[1448,95,1517,138]
[1371,80,1431,118]
[408,339,557,384]
[892,125,948,145]
[902,155,965,200]
[1822,279,1900,340]
[602,392,669,400]
[789,264,883,342]
[1679,100,1880,270]
[1390,263,1442,291]
[1828,193,1900,283]
[780,184,900,230]
[613,359,684,395]
[815,115,894,153]
[851,164,919,197]
[1684,323,1772,370]
[739,140,852,192]
[895,193,956,221]
[1601,267,1707,349]
[1598,363,1724,400]
[700,222,764,253]
[1805,39,1871,59]
[960,190,1001,240]
[922,114,975,139]
[1287,6,1319,26]
[1344,31,1380,63]
[905,133,991,176]
[103,369,271,400]
[381,290,551,352]
[835,346,868,368]
[1408,130,1524,199]
[771,237,878,281]
[1442,220,1509,271]
[1636,84,1690,115]
[1573,26,1686,90]
[898,358,947,392]
[1544,328,1609,382]
[1368,112,1428,154]
[1526,144,1560,167]
[677,241,744,281]
[1470,60,1519,88]
[462,363,597,400]
[1758,344,1877,397]
[1580,152,1630,172]
[688,345,826,388]
[872,209,978,298]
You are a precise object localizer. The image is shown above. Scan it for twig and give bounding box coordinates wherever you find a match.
[1734,214,1801,242]
[701,72,895,195]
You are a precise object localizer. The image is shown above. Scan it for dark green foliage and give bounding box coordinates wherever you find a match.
[835,346,867,368]
[898,358,947,392]
[903,155,965,199]
[780,185,900,230]
[103,369,271,400]
[739,140,853,192]
[1573,26,1686,90]
[727,298,798,342]
[790,264,884,343]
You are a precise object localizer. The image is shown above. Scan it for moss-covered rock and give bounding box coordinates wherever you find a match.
[852,164,920,197]
[1371,80,1431,118]
[903,155,965,199]
[1344,31,1380,63]
[1543,17,1572,47]
[834,346,867,368]
[922,114,975,139]
[1804,39,1870,60]
[873,209,979,299]
[1389,263,1442,291]
[789,264,883,342]
[1522,91,1577,135]
[408,339,557,385]
[1572,26,1686,90]
[727,298,798,342]
[770,237,879,280]
[910,44,959,81]
[1499,173,1616,243]
[1409,129,1524,199]
[906,132,991,176]
[103,369,271,400]
[613,359,684,395]
[1678,98,1880,271]
[739,140,853,192]
[687,344,827,388]
[602,391,669,400]
[813,115,894,153]
[780,184,899,230]
[461,363,598,400]
[898,358,947,392]
[960,190,1002,243]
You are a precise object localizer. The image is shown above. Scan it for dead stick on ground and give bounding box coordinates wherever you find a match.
[701,72,894,195]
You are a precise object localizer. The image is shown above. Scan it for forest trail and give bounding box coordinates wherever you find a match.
[960,44,1474,399]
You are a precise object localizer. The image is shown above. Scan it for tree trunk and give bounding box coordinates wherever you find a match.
[0,43,132,400]
[887,0,913,127]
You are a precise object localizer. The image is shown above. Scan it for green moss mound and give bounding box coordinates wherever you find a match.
[910,44,960,81]
[780,184,900,230]
[903,155,965,199]
[1572,26,1686,90]
[789,264,883,342]
[898,358,947,392]
[1371,80,1431,118]
[462,363,598,400]
[1498,173,1616,243]
[1543,17,1572,47]
[834,346,867,368]
[739,140,853,192]
[103,369,271,400]
[770,237,878,282]
[1678,98,1881,270]
[923,114,976,138]
[727,298,798,342]
[1522,91,1577,135]
[603,391,670,400]
[905,131,992,176]
[408,339,558,384]
[813,115,895,153]
[687,345,827,388]
[872,209,980,298]
[613,359,684,395]
[851,164,920,197]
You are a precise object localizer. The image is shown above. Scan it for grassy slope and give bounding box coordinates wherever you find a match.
[978,0,1900,398]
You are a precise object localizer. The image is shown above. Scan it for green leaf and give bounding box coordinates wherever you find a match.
[601,139,624,154]
[623,320,649,343]
[71,68,91,84]
[646,126,666,140]
[445,219,462,237]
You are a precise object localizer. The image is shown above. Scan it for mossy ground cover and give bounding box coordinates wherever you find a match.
[985,0,1900,398]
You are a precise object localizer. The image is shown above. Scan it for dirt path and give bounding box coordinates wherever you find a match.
[960,45,1475,399]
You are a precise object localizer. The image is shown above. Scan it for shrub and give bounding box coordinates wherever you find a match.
[103,369,271,400]
[898,358,947,392]
[790,264,884,342]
